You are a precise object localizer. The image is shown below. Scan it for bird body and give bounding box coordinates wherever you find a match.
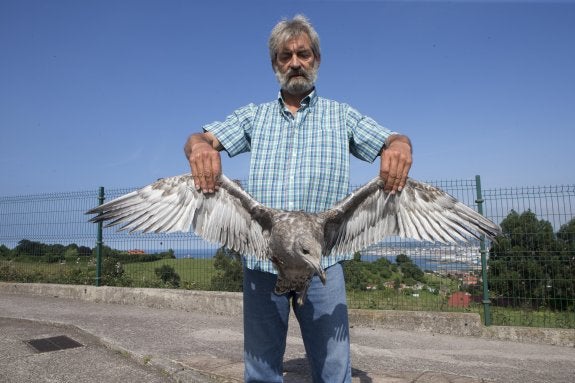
[87,174,501,304]
[268,211,326,301]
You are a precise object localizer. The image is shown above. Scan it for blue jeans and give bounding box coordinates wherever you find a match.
[243,262,352,383]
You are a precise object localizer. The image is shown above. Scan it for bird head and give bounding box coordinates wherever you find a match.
[295,238,326,285]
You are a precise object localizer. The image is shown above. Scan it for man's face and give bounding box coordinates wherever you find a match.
[273,34,319,96]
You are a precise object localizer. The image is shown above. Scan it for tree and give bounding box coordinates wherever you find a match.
[63,247,79,259]
[163,248,175,259]
[343,252,424,291]
[100,257,133,286]
[14,239,44,257]
[0,244,11,258]
[489,210,572,310]
[94,245,124,258]
[48,244,66,258]
[210,247,243,291]
[154,264,181,288]
[396,254,424,284]
[343,252,365,290]
[557,218,575,252]
[77,246,92,257]
[556,217,575,306]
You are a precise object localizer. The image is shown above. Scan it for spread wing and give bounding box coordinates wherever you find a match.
[86,174,273,259]
[320,176,501,256]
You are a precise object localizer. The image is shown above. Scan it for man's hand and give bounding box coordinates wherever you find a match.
[184,132,222,193]
[380,134,413,193]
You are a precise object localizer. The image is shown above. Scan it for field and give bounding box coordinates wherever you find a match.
[0,257,218,290]
[123,258,217,289]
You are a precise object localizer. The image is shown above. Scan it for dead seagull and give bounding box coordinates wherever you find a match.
[87,174,501,304]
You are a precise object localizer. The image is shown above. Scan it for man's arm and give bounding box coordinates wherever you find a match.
[184,132,223,193]
[379,134,413,193]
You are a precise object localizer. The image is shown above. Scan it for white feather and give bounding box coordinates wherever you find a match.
[88,174,501,264]
[87,174,270,259]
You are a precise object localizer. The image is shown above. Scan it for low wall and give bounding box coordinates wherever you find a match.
[2,282,573,347]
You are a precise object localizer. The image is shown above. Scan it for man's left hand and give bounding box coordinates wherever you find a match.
[379,134,413,193]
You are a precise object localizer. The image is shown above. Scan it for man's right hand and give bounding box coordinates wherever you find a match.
[184,132,223,193]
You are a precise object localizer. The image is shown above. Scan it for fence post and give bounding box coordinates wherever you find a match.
[95,187,104,287]
[475,175,492,326]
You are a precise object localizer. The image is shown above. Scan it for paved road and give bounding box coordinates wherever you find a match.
[1,290,574,382]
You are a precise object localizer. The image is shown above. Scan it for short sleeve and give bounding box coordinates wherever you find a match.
[203,104,256,157]
[346,105,397,163]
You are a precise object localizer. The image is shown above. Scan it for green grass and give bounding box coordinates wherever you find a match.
[122,258,216,289]
[0,257,218,289]
[0,258,95,284]
[347,288,448,311]
[489,306,575,328]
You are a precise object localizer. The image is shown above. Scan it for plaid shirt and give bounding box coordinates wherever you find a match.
[204,90,395,273]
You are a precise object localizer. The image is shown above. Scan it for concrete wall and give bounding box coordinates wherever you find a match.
[2,282,573,347]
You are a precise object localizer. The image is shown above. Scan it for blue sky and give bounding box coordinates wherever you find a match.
[1,0,574,196]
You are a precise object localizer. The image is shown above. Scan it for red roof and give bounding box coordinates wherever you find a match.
[448,291,471,308]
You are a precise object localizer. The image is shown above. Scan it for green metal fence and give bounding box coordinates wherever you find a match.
[1,177,573,329]
[482,185,575,328]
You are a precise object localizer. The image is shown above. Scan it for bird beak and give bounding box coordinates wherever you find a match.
[316,267,326,285]
[303,257,326,285]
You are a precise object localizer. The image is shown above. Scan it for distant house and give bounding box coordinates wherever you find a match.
[383,281,395,289]
[127,249,146,255]
[448,291,471,308]
[413,282,425,291]
[462,273,479,286]
[365,285,377,291]
[383,281,406,291]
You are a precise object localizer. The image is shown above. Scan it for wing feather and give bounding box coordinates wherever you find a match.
[87,174,272,259]
[320,177,501,256]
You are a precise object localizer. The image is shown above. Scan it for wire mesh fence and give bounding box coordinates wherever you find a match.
[482,185,575,328]
[345,178,484,313]
[1,178,573,328]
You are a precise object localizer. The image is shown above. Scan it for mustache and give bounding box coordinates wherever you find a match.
[287,68,309,79]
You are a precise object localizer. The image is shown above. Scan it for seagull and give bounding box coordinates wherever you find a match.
[87,174,501,304]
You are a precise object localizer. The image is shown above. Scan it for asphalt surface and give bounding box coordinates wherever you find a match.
[1,290,575,383]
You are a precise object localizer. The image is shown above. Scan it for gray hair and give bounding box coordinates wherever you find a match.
[268,15,321,64]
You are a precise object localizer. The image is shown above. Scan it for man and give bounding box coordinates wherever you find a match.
[185,15,412,383]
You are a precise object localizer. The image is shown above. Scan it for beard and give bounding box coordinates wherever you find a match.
[274,64,318,95]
